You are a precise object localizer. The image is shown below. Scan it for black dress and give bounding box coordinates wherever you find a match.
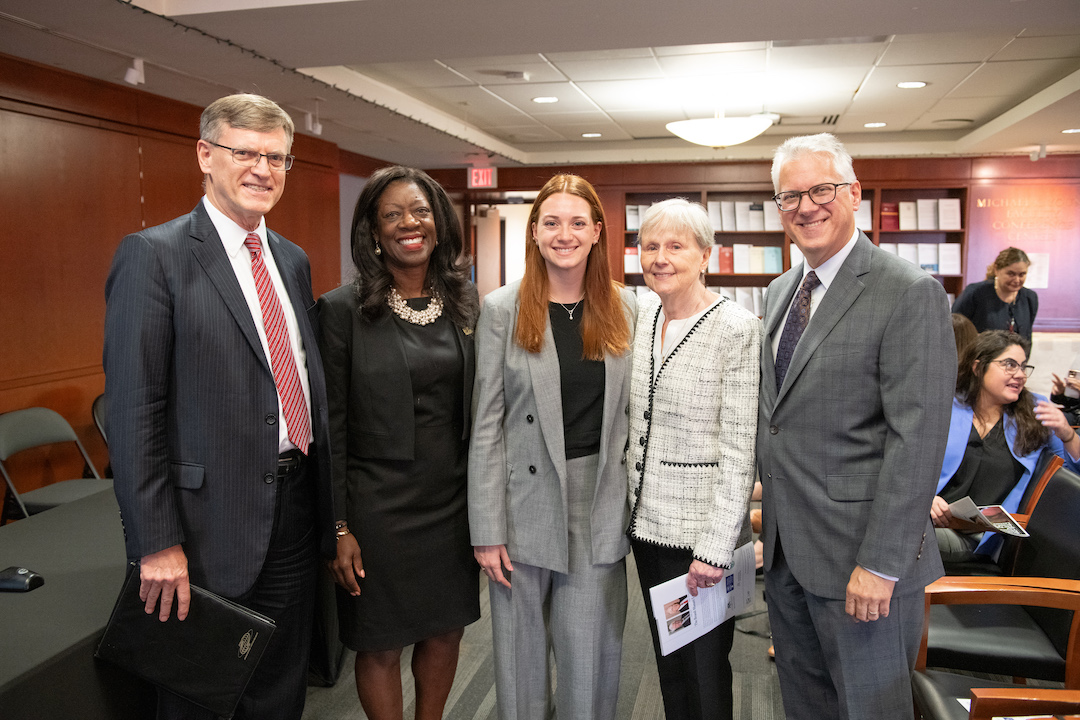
[952,279,1038,341]
[339,298,480,651]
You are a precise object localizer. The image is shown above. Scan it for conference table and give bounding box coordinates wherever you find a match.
[0,489,153,718]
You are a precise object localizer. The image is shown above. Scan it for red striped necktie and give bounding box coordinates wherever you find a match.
[244,233,310,455]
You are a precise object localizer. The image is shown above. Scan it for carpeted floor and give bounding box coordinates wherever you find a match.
[302,551,785,720]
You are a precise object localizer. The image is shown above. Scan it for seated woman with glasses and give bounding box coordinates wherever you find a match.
[930,330,1080,562]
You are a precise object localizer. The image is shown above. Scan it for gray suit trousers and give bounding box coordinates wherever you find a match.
[488,454,627,720]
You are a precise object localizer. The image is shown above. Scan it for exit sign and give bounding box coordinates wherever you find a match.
[468,167,498,189]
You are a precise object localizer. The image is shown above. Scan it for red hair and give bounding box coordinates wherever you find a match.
[515,174,630,360]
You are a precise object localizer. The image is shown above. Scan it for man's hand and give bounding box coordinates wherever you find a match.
[845,566,894,623]
[139,545,190,622]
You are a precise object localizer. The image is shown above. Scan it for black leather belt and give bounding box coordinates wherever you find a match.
[277,449,305,476]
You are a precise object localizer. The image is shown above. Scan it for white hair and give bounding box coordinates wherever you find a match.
[770,133,856,192]
[638,197,713,251]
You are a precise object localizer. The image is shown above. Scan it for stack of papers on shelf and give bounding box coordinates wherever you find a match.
[854,200,872,232]
[763,247,783,274]
[749,246,765,274]
[721,202,737,232]
[916,199,938,230]
[917,243,939,273]
[707,244,721,274]
[748,203,765,231]
[938,198,962,230]
[789,243,804,271]
[624,247,642,274]
[734,202,753,231]
[763,203,783,231]
[717,246,734,274]
[625,205,640,232]
[707,201,723,232]
[899,202,918,231]
[938,244,962,275]
[897,244,919,265]
[732,244,752,273]
[879,242,898,255]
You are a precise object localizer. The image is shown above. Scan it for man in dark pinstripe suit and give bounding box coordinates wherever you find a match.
[104,94,333,720]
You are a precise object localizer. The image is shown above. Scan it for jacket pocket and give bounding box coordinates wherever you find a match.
[170,462,205,490]
[826,474,876,502]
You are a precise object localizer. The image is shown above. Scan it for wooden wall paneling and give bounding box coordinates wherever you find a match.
[0,52,139,127]
[265,163,342,298]
[139,135,207,229]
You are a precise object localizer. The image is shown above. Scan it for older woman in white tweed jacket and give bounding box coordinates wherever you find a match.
[626,198,761,720]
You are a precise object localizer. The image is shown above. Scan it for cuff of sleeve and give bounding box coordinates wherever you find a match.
[862,565,899,583]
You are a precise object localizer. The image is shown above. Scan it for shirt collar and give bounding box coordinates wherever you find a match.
[202,196,267,259]
[799,226,859,291]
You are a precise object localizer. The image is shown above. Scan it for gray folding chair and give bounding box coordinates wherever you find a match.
[0,407,113,524]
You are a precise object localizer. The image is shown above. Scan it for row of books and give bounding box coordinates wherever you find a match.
[880,198,962,231]
[879,242,962,275]
[624,244,783,275]
[626,199,874,234]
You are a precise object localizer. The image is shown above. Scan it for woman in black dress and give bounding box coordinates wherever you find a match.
[318,166,480,720]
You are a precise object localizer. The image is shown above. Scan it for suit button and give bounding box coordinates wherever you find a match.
[639,436,645,445]
[266,414,277,425]
[263,473,275,484]
[768,474,773,479]
[635,462,642,471]
[644,410,650,420]
[529,465,537,474]
[526,414,534,423]
[769,425,779,435]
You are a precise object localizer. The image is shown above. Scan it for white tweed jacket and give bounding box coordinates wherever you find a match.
[626,292,761,568]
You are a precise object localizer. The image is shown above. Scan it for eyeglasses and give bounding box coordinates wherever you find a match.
[207,141,294,171]
[773,183,852,212]
[990,358,1034,377]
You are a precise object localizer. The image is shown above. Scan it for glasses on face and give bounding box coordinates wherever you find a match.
[991,358,1034,378]
[773,183,852,212]
[207,141,294,171]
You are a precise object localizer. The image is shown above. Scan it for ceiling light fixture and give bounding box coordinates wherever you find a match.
[1030,143,1047,162]
[124,58,145,86]
[581,132,602,138]
[531,96,559,104]
[864,122,887,128]
[1062,128,1080,134]
[666,111,778,148]
[897,81,927,89]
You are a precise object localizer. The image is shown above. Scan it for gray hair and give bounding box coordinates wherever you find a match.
[770,132,856,192]
[200,93,295,150]
[638,197,714,252]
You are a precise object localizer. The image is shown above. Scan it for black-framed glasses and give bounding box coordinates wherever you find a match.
[207,141,294,171]
[773,183,852,212]
[991,358,1034,378]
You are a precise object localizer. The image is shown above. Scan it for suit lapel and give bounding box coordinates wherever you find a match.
[187,205,269,374]
[595,345,626,495]
[452,321,475,439]
[776,235,872,404]
[528,322,568,484]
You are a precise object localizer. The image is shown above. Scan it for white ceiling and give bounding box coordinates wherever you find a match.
[1,0,1079,168]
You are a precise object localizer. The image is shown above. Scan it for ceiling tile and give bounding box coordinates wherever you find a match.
[548,57,665,82]
[656,49,767,76]
[486,81,598,114]
[879,32,1016,65]
[850,63,981,112]
[441,56,565,85]
[769,42,885,70]
[949,58,1080,98]
[833,110,924,132]
[544,48,654,62]
[655,41,768,56]
[345,61,469,89]
[991,35,1080,61]
[418,86,530,124]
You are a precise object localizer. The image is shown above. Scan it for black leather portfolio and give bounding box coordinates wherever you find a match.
[95,565,276,718]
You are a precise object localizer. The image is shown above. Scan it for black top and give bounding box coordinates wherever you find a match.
[952,279,1038,341]
[940,418,1025,506]
[548,302,605,459]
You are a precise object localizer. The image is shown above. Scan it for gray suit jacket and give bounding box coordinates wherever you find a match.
[468,281,636,573]
[104,202,333,597]
[757,233,955,600]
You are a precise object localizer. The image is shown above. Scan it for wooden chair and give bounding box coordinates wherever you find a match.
[912,575,1080,720]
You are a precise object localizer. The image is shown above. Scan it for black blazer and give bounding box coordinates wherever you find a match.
[104,202,334,597]
[317,283,477,519]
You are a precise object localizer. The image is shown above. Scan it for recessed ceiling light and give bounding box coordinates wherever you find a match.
[863,122,887,128]
[932,118,975,127]
[1062,128,1080,134]
[897,81,927,89]
[532,96,559,104]
[581,132,602,138]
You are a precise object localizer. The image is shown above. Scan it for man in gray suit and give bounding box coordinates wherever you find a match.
[757,133,955,719]
[104,94,332,720]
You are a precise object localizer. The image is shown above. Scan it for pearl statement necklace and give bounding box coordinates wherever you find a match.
[387,286,443,325]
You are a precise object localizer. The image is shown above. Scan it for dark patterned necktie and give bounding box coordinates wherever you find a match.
[774,270,820,390]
